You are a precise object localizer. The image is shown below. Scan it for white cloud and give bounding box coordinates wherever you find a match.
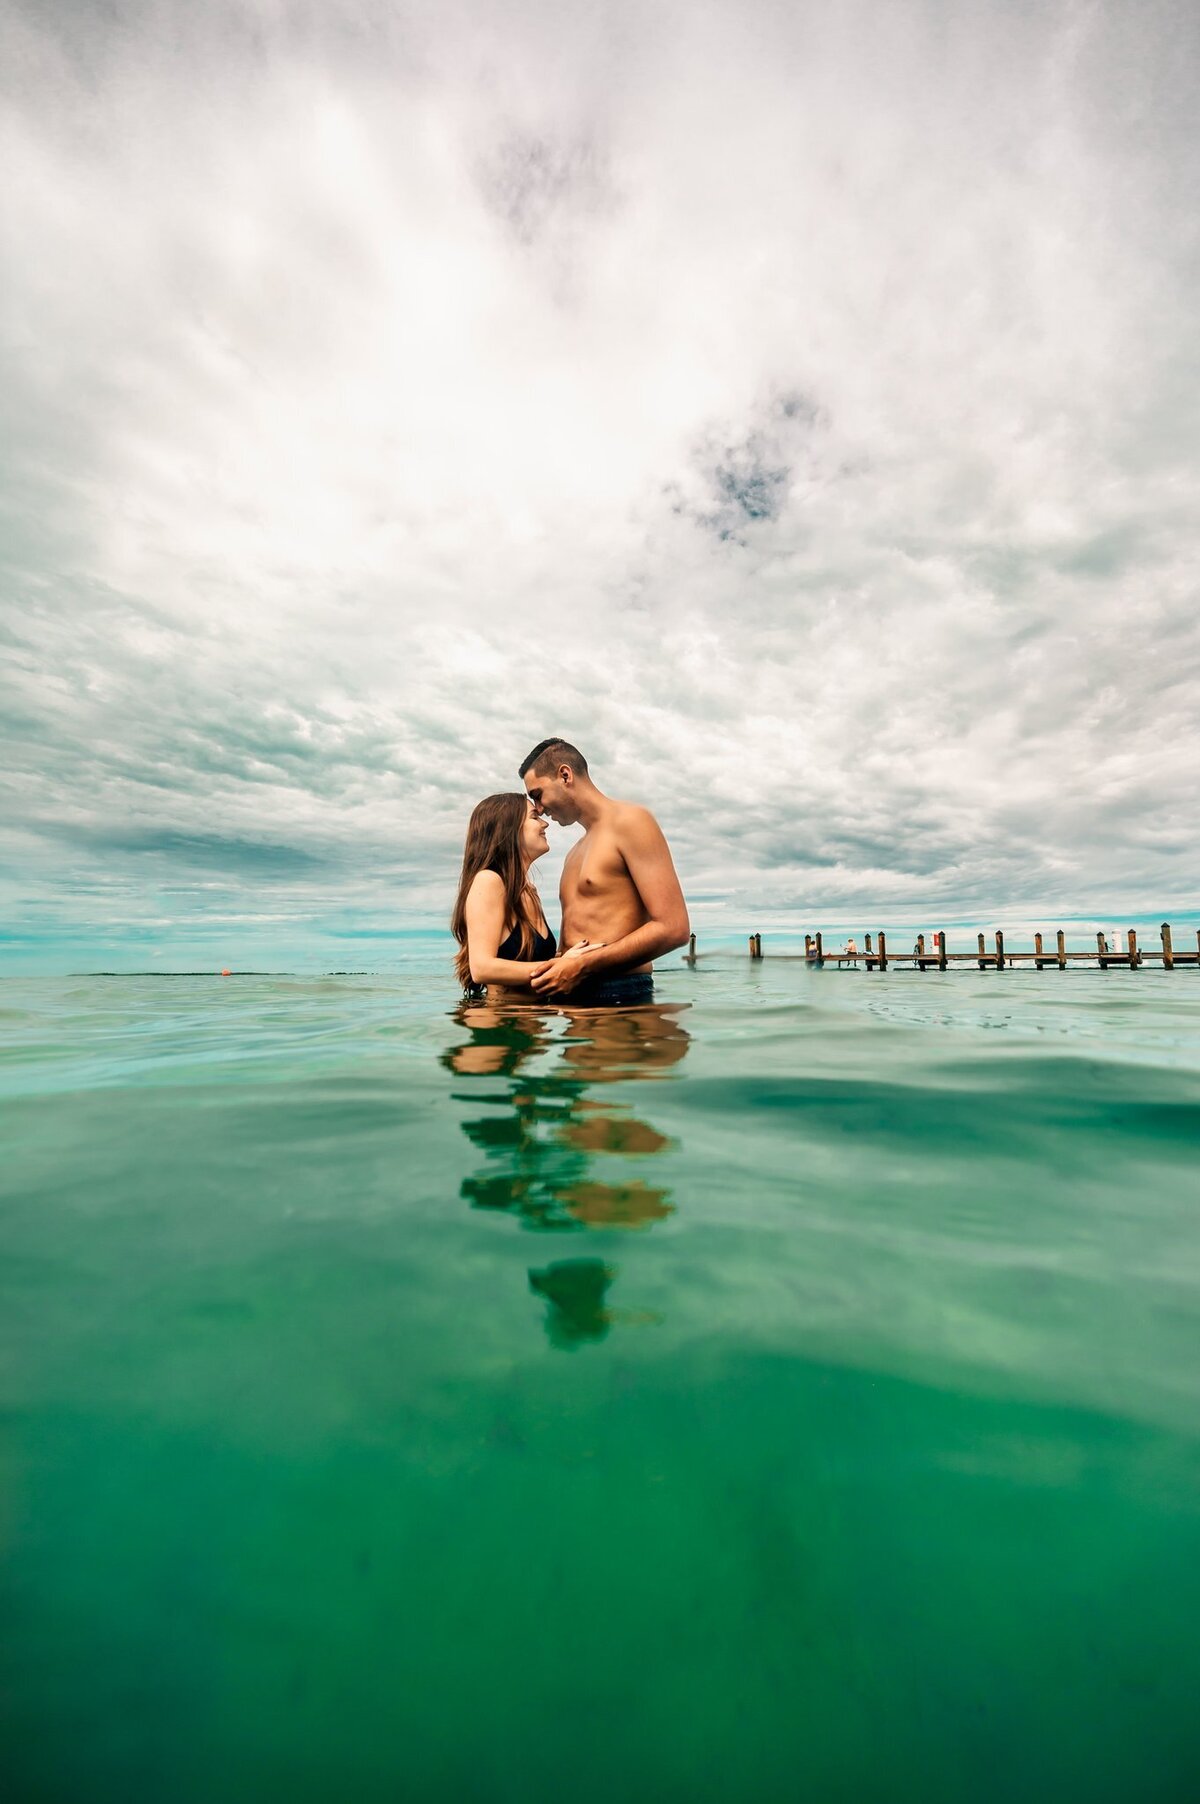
[2,0,1198,961]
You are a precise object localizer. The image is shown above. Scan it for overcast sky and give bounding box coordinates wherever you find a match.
[2,0,1198,967]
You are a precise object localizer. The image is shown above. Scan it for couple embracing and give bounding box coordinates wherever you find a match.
[451,738,690,1006]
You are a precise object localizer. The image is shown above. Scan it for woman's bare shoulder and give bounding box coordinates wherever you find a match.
[467,869,505,898]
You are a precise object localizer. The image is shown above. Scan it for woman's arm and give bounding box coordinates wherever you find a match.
[464,871,553,987]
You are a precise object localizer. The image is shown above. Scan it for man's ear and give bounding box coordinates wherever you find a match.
[560,764,573,786]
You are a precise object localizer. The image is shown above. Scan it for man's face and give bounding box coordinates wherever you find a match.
[524,763,578,826]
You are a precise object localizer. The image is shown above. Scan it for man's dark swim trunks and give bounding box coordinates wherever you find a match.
[569,971,655,1007]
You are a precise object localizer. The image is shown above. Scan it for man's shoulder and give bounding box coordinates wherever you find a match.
[609,799,660,830]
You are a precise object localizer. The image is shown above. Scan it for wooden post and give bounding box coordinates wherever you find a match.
[916,933,925,970]
[865,933,873,954]
[977,932,987,970]
[1034,931,1044,967]
[755,932,763,959]
[748,934,758,959]
[1097,931,1108,969]
[1128,928,1140,969]
[937,930,947,971]
[814,932,823,964]
[995,930,1005,971]
[687,932,696,964]
[878,930,887,972]
[1056,930,1066,970]
[1162,922,1174,970]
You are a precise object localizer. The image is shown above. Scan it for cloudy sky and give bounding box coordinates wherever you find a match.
[2,0,1198,968]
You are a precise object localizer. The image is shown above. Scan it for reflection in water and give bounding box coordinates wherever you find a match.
[444,998,690,1344]
[528,1259,615,1350]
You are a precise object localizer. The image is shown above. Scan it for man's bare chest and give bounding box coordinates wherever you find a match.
[561,834,631,899]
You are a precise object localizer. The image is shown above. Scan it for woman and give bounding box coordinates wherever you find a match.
[451,793,589,995]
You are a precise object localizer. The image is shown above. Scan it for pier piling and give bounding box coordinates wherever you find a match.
[732,921,1196,974]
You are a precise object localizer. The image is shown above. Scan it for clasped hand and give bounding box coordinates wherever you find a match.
[530,939,596,996]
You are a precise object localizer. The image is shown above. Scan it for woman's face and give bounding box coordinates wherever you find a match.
[520,799,550,863]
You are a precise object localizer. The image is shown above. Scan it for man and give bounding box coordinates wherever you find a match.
[519,738,690,1003]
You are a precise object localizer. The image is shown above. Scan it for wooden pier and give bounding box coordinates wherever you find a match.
[793,930,1198,974]
[708,924,1200,971]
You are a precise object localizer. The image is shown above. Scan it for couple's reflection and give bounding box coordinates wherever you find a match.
[443,997,690,1347]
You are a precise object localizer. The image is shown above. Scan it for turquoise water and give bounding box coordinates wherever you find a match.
[3,958,1200,1801]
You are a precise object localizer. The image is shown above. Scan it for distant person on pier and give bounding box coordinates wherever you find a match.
[519,737,690,1006]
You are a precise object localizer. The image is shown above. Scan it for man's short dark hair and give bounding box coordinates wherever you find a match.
[519,738,589,780]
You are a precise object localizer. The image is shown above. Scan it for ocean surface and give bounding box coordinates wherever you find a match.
[3,954,1199,1802]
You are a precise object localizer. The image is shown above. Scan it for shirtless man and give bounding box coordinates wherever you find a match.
[519,738,690,1003]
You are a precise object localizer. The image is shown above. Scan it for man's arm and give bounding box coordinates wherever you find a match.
[531,810,688,994]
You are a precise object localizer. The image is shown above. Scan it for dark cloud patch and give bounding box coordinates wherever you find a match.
[41,822,331,878]
[745,826,959,882]
[711,454,789,532]
[478,129,612,249]
[670,390,824,544]
[1056,527,1145,579]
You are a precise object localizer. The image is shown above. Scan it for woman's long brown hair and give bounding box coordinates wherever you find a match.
[450,792,543,988]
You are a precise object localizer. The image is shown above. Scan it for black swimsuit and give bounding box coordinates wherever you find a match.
[464,875,556,994]
[497,919,557,962]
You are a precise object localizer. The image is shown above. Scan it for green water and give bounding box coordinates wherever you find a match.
[3,960,1199,1801]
